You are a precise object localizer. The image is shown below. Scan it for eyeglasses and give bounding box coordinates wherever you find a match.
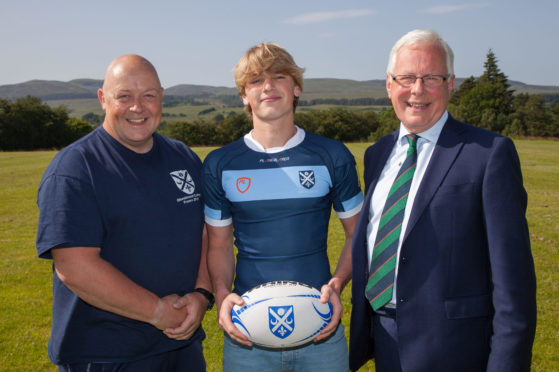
[391,74,450,88]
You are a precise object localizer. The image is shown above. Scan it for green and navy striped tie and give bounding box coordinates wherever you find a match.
[365,134,419,310]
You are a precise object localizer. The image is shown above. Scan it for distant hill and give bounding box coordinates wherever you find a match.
[299,79,387,99]
[69,79,103,92]
[1,77,558,101]
[0,79,101,100]
[165,84,235,96]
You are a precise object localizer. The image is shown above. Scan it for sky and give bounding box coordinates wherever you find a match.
[1,0,557,89]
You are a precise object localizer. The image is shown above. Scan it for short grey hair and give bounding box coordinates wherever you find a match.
[386,29,454,76]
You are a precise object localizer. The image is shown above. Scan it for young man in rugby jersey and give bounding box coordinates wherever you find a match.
[203,43,363,371]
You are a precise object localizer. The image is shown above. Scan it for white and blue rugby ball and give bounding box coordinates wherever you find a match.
[231,281,333,348]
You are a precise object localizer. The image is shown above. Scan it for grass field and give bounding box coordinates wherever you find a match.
[0,140,557,371]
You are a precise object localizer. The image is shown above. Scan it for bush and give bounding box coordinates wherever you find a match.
[0,96,93,150]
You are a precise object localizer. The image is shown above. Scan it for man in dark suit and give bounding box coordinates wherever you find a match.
[349,29,537,372]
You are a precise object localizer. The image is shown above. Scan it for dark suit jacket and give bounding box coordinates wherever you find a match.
[349,115,537,372]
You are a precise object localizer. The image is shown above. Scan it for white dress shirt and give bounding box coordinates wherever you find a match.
[366,111,448,306]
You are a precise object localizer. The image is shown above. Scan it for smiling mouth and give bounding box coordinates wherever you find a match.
[407,102,429,108]
[127,118,148,124]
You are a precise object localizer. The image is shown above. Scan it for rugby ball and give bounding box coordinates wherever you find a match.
[231,281,333,348]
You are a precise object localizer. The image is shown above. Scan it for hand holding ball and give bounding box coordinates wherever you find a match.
[231,281,333,348]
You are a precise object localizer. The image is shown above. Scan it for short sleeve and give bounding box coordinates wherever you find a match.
[202,156,232,226]
[36,175,104,259]
[331,146,363,219]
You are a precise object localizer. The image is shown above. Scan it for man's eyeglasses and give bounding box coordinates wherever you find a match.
[391,74,450,88]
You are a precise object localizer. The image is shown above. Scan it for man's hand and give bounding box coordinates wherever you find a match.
[218,292,252,346]
[150,294,189,331]
[312,214,357,342]
[314,282,343,342]
[52,247,193,330]
[162,292,207,340]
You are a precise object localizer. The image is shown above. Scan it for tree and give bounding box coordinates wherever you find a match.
[215,113,252,145]
[66,118,94,143]
[0,96,93,150]
[478,49,514,117]
[368,107,399,142]
[295,112,319,134]
[213,113,225,122]
[449,49,514,133]
[0,96,66,150]
[449,76,476,105]
[0,98,10,148]
[552,102,559,130]
[553,103,559,137]
[505,94,556,137]
[82,112,104,126]
[295,109,375,142]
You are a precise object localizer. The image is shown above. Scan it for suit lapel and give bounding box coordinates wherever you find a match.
[403,117,467,242]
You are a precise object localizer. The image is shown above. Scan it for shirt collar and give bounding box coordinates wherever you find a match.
[397,110,448,146]
[244,125,305,153]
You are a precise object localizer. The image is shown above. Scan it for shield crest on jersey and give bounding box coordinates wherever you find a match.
[236,177,251,193]
[170,170,195,194]
[299,170,315,189]
[268,305,294,339]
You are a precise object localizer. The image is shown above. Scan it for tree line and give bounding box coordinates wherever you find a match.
[159,108,378,146]
[1,50,558,150]
[162,94,393,108]
[0,96,92,151]
[447,50,559,138]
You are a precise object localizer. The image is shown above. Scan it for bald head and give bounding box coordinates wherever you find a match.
[103,54,161,91]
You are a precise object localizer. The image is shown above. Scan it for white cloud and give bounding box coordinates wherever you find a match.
[421,3,490,14]
[283,9,375,25]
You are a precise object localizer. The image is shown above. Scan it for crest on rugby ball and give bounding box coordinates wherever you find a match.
[268,305,294,339]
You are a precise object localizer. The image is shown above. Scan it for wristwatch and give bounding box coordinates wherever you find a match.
[193,288,215,311]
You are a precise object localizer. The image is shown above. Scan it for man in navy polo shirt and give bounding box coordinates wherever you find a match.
[36,54,213,371]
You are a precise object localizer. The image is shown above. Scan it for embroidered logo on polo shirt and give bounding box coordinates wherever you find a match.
[236,177,251,193]
[170,170,195,195]
[299,170,315,189]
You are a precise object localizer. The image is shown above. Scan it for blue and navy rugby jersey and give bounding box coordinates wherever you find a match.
[203,128,363,294]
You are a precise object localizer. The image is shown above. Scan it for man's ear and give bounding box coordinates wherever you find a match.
[446,75,455,96]
[294,86,301,97]
[98,89,107,111]
[386,73,392,99]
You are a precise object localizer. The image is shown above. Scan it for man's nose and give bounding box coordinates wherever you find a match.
[263,78,275,90]
[410,77,425,94]
[129,98,143,112]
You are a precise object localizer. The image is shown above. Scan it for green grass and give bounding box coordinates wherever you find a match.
[516,140,559,371]
[1,139,557,371]
[45,98,105,119]
[0,151,57,371]
[297,105,387,114]
[161,104,243,123]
